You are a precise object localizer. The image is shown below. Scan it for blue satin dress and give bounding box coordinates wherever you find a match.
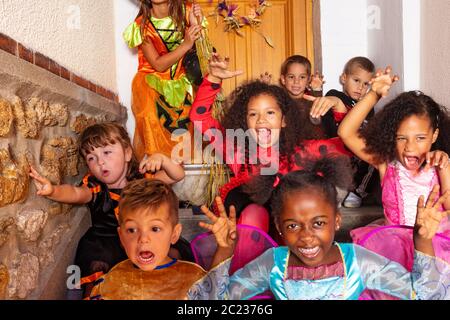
[188,242,450,300]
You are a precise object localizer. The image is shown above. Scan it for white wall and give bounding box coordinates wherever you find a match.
[421,0,450,107]
[402,0,421,91]
[321,0,425,110]
[0,0,117,92]
[320,0,368,94]
[113,0,139,137]
[367,0,404,107]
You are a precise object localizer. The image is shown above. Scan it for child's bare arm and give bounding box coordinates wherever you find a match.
[142,25,202,72]
[199,197,237,269]
[139,153,185,185]
[413,185,450,255]
[206,53,243,84]
[338,67,399,169]
[424,150,450,209]
[29,166,92,204]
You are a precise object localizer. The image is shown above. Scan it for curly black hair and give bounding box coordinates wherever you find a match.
[243,155,353,212]
[221,80,317,169]
[361,91,450,164]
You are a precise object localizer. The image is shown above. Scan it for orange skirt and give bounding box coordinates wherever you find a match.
[131,72,193,160]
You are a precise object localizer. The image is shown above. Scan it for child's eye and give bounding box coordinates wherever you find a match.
[248,113,256,117]
[126,228,137,234]
[396,137,406,141]
[417,136,426,141]
[313,221,326,228]
[267,111,275,115]
[286,224,298,231]
[152,226,161,232]
[104,151,112,155]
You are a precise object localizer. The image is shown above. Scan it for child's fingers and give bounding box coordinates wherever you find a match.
[417,194,425,210]
[434,152,444,167]
[139,161,147,173]
[417,225,428,238]
[439,152,449,169]
[200,205,218,222]
[30,169,45,184]
[214,197,227,218]
[425,185,440,208]
[384,66,392,74]
[228,205,237,224]
[198,221,213,232]
[303,94,316,102]
[231,70,244,77]
[434,190,450,209]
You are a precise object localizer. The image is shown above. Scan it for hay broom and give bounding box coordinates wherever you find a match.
[193,5,230,207]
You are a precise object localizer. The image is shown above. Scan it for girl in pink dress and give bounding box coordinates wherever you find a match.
[338,68,450,280]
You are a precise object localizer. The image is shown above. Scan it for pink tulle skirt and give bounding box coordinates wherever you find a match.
[190,224,278,300]
[356,225,450,300]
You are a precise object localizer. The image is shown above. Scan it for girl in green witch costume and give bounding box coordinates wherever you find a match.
[123,0,203,159]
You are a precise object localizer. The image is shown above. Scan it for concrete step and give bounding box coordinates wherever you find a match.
[179,206,384,243]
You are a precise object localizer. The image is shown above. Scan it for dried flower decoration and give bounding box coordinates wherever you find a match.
[208,0,274,48]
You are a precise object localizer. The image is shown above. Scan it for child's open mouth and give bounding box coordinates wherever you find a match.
[137,250,155,264]
[102,170,110,177]
[404,156,421,170]
[297,246,320,259]
[256,128,272,145]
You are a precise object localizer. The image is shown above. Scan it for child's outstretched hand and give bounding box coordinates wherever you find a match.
[199,197,237,249]
[304,95,347,118]
[29,166,54,196]
[415,185,450,240]
[423,150,450,172]
[309,71,325,91]
[139,153,167,174]
[259,72,272,84]
[207,53,243,83]
[370,66,400,98]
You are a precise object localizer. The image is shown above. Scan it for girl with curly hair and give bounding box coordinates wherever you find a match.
[338,68,450,287]
[189,53,350,239]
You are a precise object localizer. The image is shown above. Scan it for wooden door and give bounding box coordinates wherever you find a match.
[196,0,314,95]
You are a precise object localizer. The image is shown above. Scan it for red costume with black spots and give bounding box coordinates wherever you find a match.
[190,78,351,236]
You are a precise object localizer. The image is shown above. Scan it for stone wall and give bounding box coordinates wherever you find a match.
[0,49,126,300]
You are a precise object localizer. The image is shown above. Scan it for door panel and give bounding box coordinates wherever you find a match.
[196,0,314,95]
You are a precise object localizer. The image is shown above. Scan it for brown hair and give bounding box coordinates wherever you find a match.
[280,55,312,77]
[343,56,375,75]
[118,179,179,225]
[78,122,139,181]
[138,0,186,37]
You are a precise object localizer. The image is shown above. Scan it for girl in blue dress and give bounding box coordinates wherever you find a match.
[188,156,450,300]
